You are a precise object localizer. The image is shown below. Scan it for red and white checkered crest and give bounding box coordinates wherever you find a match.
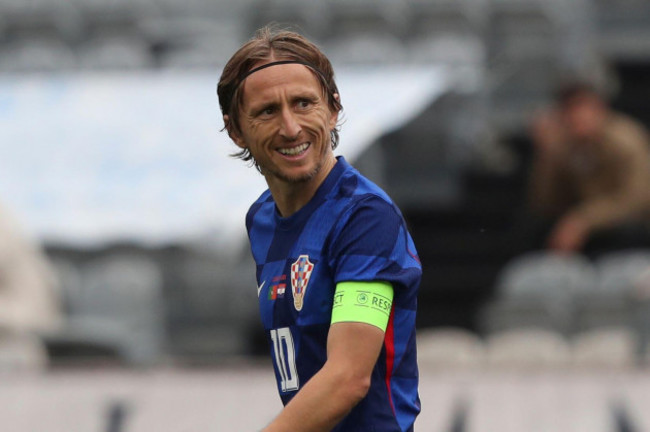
[291,255,314,311]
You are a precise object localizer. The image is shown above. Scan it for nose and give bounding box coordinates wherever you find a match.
[278,107,301,140]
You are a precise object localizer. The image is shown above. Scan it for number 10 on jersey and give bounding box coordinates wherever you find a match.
[270,327,299,392]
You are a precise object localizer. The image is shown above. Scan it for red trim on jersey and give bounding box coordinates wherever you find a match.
[384,305,396,416]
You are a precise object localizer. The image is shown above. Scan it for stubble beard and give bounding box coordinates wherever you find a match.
[259,156,324,184]
[255,137,331,184]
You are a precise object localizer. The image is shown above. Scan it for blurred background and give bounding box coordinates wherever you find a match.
[2,0,650,430]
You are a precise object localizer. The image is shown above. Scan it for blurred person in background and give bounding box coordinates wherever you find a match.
[218,26,421,431]
[528,80,650,254]
[0,201,62,368]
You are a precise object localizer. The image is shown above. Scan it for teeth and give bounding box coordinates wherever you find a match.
[278,143,309,156]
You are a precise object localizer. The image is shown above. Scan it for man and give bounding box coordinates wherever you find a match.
[528,81,650,253]
[217,27,421,431]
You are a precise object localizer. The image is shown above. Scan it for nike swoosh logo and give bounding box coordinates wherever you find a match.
[257,281,265,298]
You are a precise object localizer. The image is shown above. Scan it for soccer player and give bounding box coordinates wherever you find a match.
[217,26,421,431]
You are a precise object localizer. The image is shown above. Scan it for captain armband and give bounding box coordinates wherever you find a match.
[331,281,394,331]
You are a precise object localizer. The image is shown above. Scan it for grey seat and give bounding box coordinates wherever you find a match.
[78,35,154,70]
[417,327,485,370]
[0,37,77,73]
[485,328,571,369]
[166,249,257,358]
[571,249,650,334]
[486,0,576,132]
[480,252,597,335]
[249,0,330,41]
[571,327,637,368]
[328,0,409,38]
[62,253,165,364]
[593,0,650,61]
[324,32,407,66]
[406,0,488,39]
[593,250,650,362]
[146,17,241,70]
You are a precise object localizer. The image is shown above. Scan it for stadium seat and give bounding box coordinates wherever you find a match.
[417,327,485,370]
[571,327,638,369]
[485,0,577,132]
[59,253,165,364]
[78,34,154,70]
[485,328,571,369]
[480,251,597,336]
[631,260,650,364]
[48,257,84,316]
[167,249,257,357]
[143,17,241,70]
[248,0,330,42]
[71,0,160,20]
[570,250,650,336]
[0,37,77,73]
[0,333,48,372]
[324,32,407,66]
[496,252,596,298]
[406,0,488,39]
[593,0,650,61]
[406,33,485,67]
[328,0,409,39]
[595,249,650,295]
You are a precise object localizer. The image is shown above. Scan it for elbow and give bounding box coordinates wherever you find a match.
[339,372,371,404]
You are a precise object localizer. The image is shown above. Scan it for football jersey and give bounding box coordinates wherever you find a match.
[246,156,421,431]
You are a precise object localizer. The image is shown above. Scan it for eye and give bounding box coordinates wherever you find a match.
[258,107,275,118]
[296,99,312,109]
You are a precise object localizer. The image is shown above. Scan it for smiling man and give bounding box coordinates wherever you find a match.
[217,26,421,432]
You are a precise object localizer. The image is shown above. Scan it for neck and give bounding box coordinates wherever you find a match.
[268,156,337,217]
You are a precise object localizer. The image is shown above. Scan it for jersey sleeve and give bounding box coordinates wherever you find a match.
[328,195,421,292]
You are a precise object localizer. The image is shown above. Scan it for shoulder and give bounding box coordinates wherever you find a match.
[329,188,406,258]
[332,164,402,229]
[245,189,273,233]
[606,113,650,153]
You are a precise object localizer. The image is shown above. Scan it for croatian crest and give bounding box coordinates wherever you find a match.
[291,255,314,311]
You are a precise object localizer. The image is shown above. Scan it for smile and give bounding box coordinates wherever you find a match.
[278,143,310,156]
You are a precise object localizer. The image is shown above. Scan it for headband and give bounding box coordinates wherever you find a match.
[236,60,327,89]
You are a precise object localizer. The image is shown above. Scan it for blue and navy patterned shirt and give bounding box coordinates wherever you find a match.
[246,156,421,431]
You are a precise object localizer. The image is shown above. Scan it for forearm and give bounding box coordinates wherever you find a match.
[573,194,647,232]
[262,362,367,432]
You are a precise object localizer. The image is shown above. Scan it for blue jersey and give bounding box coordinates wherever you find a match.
[246,157,421,431]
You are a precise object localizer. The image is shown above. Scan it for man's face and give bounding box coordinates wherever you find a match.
[230,62,338,186]
[561,93,607,144]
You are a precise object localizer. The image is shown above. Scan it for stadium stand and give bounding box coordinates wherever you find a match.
[571,250,650,337]
[249,0,331,42]
[485,328,572,368]
[1,0,649,372]
[571,327,637,368]
[0,36,77,73]
[328,0,409,39]
[417,327,486,370]
[77,33,154,70]
[0,333,49,371]
[324,32,408,66]
[4,3,650,430]
[47,252,165,364]
[480,252,596,335]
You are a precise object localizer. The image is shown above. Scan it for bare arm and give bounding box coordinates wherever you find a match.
[262,321,385,432]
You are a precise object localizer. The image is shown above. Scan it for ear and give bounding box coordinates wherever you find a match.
[224,115,246,149]
[328,93,340,129]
